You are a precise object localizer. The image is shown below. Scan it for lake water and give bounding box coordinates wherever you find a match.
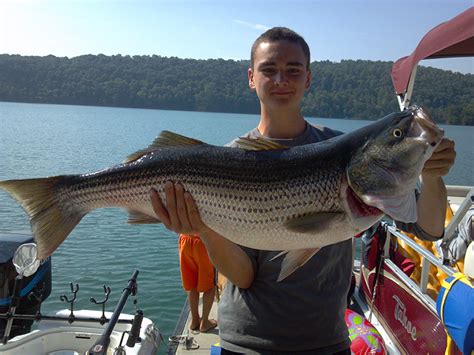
[0,102,472,353]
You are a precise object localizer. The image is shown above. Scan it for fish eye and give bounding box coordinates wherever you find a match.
[392,128,403,138]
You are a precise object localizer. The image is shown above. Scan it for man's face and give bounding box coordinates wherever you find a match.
[248,40,311,110]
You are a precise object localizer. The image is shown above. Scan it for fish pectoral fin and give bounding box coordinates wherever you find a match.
[284,212,345,233]
[124,131,208,163]
[233,137,288,151]
[127,210,162,224]
[276,248,321,282]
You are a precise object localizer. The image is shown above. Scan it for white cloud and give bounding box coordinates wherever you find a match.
[233,20,270,31]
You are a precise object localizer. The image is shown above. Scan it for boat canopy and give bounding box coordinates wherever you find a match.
[391,7,474,109]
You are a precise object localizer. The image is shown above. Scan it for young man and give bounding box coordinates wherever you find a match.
[151,28,456,354]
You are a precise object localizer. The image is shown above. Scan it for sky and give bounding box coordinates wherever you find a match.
[1,0,473,74]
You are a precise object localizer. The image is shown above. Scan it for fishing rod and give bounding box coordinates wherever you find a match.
[88,270,139,355]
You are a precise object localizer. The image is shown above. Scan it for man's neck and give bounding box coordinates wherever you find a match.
[258,107,306,139]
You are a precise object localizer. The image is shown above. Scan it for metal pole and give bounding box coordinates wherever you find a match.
[2,276,23,344]
[87,270,139,355]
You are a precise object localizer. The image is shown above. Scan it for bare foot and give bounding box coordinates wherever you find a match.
[190,317,201,331]
[200,318,217,333]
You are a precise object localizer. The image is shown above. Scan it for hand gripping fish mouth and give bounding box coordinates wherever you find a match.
[411,106,445,147]
[347,106,444,224]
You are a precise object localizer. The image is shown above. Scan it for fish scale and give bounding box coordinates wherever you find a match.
[57,156,343,249]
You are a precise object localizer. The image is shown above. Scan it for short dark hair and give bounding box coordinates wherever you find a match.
[250,27,311,69]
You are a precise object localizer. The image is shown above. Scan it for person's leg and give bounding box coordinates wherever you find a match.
[188,289,200,331]
[195,239,217,332]
[179,235,200,331]
[200,286,217,332]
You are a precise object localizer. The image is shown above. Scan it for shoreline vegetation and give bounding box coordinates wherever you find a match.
[0,54,472,125]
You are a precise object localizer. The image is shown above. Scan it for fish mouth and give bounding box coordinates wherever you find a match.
[410,106,444,146]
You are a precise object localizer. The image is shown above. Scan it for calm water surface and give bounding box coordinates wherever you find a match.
[0,102,472,353]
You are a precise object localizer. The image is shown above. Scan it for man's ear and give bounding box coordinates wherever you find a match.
[305,70,312,90]
[248,68,256,90]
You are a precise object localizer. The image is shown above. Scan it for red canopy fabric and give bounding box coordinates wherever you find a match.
[391,7,474,95]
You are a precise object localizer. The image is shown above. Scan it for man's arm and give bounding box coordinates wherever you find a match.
[413,138,456,238]
[150,182,255,289]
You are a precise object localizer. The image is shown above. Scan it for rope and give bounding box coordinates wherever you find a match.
[168,334,200,350]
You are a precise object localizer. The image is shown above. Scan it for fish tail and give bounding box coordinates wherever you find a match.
[0,176,85,259]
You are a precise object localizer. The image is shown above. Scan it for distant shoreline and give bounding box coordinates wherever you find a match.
[1,54,472,125]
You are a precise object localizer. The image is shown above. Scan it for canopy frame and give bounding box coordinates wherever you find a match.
[391,7,474,110]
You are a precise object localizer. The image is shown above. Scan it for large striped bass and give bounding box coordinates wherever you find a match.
[0,106,443,279]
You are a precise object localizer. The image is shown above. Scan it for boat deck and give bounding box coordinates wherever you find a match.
[169,290,368,355]
[169,273,364,355]
[169,298,220,355]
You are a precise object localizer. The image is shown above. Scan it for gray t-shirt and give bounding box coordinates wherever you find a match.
[219,122,353,354]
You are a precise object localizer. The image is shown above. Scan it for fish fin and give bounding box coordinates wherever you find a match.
[269,251,288,261]
[284,212,346,233]
[124,131,207,163]
[127,210,161,224]
[233,137,288,151]
[275,248,321,281]
[0,177,86,259]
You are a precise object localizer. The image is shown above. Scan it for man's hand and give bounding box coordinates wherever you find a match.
[416,137,456,238]
[422,138,456,178]
[150,181,255,288]
[150,181,208,235]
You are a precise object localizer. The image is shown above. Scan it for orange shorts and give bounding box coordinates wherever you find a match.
[178,234,215,292]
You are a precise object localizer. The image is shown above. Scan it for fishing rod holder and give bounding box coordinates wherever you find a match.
[90,285,111,325]
[0,241,158,351]
[27,286,45,320]
[60,282,79,323]
[1,272,140,345]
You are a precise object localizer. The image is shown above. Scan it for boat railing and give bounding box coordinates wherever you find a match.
[444,186,474,240]
[382,185,473,296]
[385,225,454,296]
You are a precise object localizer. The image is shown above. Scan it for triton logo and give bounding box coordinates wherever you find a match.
[393,295,417,341]
[93,344,103,352]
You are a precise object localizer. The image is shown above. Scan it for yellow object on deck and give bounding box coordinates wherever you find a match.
[437,272,474,355]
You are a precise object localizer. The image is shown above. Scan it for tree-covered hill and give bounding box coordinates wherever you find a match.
[0,54,472,125]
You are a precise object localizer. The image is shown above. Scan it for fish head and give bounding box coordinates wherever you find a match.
[346,106,444,222]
